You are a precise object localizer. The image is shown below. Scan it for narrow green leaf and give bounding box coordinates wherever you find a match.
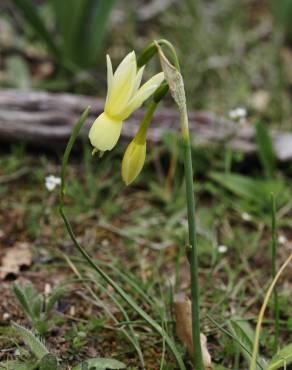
[12,323,49,360]
[73,358,126,370]
[13,284,32,319]
[50,0,87,63]
[60,106,91,202]
[45,287,65,316]
[255,121,276,178]
[266,344,292,370]
[209,172,288,208]
[32,295,43,319]
[210,172,264,202]
[39,354,59,370]
[12,0,60,59]
[213,366,230,370]
[6,56,31,89]
[229,318,267,370]
[59,108,186,370]
[0,361,30,370]
[81,0,117,66]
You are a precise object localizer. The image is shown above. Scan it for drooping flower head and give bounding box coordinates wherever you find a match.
[89,51,164,152]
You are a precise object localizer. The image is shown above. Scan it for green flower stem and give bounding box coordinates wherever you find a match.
[59,108,186,370]
[135,83,168,144]
[135,101,157,143]
[137,39,180,71]
[157,39,204,369]
[182,130,204,370]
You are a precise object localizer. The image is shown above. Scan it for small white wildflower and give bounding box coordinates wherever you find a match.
[3,312,10,320]
[229,107,247,124]
[101,239,110,247]
[179,218,188,227]
[45,175,61,191]
[241,212,251,221]
[70,305,76,316]
[278,234,287,245]
[166,275,176,287]
[218,245,228,254]
[44,283,52,296]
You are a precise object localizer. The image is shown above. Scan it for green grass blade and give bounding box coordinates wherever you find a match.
[50,0,88,64]
[92,276,145,368]
[59,110,186,370]
[59,211,185,369]
[207,314,265,370]
[255,121,276,178]
[39,354,59,370]
[270,194,279,353]
[63,254,145,369]
[12,284,32,319]
[51,0,116,67]
[45,287,65,316]
[229,318,266,370]
[73,358,126,370]
[266,344,292,370]
[12,0,60,59]
[0,361,31,370]
[250,254,292,370]
[81,0,117,66]
[60,106,91,204]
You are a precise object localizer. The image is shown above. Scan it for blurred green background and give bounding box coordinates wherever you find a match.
[0,0,291,128]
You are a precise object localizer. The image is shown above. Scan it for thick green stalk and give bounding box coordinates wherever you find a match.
[156,39,204,369]
[182,133,204,370]
[180,107,204,370]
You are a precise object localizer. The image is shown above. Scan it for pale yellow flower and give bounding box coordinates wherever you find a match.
[89,51,164,152]
[122,138,146,185]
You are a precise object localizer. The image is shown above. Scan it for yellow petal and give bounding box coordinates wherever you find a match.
[105,51,137,116]
[133,65,145,93]
[89,112,122,152]
[136,71,165,99]
[105,55,113,107]
[118,72,164,119]
[122,139,146,185]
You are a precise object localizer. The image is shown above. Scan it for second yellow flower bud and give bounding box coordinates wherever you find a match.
[122,139,146,185]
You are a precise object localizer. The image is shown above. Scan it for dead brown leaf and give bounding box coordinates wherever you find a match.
[174,293,212,369]
[0,242,32,279]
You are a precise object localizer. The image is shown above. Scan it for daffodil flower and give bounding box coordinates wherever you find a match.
[89,51,164,152]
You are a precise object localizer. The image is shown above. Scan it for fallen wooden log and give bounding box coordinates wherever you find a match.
[0,89,291,160]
